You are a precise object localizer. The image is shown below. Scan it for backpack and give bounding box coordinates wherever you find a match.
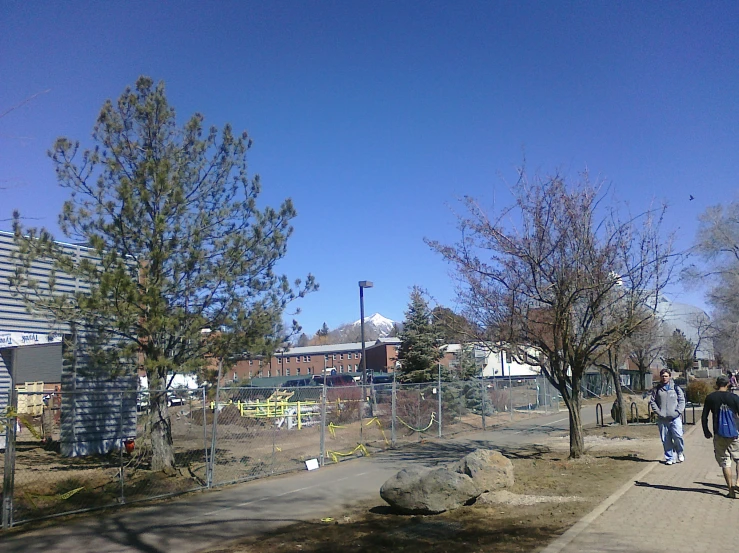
[717,403,739,439]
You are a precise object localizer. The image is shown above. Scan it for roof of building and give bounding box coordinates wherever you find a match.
[275,342,365,355]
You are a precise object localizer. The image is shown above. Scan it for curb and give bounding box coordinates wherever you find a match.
[538,423,699,553]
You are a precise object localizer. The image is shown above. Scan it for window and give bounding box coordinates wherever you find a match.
[355,353,360,359]
[324,354,329,360]
[506,352,512,364]
[355,365,358,371]
[332,354,336,360]
[307,355,311,361]
[340,354,344,360]
[248,360,253,366]
[308,367,312,374]
[285,356,290,363]
[297,368,301,375]
[286,369,291,376]
[267,370,271,377]
[248,371,252,379]
[339,364,344,372]
[278,357,282,364]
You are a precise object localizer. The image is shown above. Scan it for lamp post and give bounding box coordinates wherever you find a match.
[359,281,373,439]
[358,281,373,382]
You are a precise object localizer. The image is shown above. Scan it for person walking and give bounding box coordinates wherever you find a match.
[702,375,739,498]
[729,371,737,391]
[649,368,686,465]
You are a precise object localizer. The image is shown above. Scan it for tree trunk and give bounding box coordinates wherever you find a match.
[563,375,585,459]
[638,368,647,391]
[567,390,584,459]
[612,371,627,425]
[148,369,176,474]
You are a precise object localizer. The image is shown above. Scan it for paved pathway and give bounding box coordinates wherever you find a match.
[545,421,739,553]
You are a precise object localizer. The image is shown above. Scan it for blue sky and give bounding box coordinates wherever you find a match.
[2,1,738,335]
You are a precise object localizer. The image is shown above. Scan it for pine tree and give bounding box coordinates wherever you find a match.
[11,77,317,472]
[397,287,444,382]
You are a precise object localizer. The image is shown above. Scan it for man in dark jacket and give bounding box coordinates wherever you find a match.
[649,369,686,465]
[702,375,739,498]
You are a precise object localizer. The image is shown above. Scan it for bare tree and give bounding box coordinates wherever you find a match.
[428,170,674,458]
[625,313,664,391]
[689,202,739,368]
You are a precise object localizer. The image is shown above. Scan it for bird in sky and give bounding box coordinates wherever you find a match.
[689,195,695,201]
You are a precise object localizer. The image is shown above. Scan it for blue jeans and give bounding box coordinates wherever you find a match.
[658,417,684,462]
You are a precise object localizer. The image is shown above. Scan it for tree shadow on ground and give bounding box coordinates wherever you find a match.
[598,455,656,463]
[634,481,724,496]
[375,441,550,465]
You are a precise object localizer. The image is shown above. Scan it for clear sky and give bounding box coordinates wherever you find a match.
[2,1,738,335]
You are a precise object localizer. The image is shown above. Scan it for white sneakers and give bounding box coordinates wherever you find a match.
[666,454,685,465]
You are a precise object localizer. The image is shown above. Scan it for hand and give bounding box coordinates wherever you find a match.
[705,431,713,439]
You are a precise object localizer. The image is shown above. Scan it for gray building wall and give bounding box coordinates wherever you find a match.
[0,231,91,410]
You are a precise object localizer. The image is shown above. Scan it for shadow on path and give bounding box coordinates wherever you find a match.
[634,481,724,496]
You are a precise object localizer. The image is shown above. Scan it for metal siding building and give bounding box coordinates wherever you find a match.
[0,231,91,410]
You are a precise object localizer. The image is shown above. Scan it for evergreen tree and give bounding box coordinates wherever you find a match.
[664,329,695,375]
[10,77,316,472]
[397,286,444,382]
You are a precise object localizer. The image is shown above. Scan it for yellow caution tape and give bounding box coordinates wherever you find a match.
[1,408,43,440]
[23,487,85,508]
[326,444,369,463]
[321,517,334,523]
[397,411,436,432]
[328,422,345,438]
[365,417,390,445]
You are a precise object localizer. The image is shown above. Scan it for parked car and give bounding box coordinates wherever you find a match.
[312,374,357,387]
[283,378,313,387]
[167,391,184,407]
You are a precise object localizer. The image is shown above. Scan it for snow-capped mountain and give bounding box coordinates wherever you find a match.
[351,313,397,337]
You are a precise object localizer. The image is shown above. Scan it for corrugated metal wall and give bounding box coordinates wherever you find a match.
[0,231,91,410]
[59,371,138,457]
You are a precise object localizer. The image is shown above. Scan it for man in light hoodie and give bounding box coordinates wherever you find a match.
[649,369,686,465]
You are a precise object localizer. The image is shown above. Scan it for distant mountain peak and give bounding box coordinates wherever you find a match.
[351,313,396,336]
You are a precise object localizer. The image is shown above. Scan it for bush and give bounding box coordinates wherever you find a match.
[686,380,711,404]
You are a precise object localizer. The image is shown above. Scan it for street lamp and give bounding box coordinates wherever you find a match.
[358,281,373,382]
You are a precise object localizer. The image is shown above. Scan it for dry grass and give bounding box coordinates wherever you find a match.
[204,423,662,553]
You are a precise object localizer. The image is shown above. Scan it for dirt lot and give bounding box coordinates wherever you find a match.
[202,424,661,553]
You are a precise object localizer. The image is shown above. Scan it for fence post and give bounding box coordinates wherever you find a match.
[416,384,421,442]
[208,359,223,487]
[481,378,487,430]
[119,391,125,504]
[437,366,442,438]
[202,387,209,488]
[2,350,19,530]
[320,370,327,466]
[391,373,396,448]
[271,393,277,473]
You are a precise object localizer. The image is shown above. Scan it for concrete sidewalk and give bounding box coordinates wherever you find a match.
[545,422,739,553]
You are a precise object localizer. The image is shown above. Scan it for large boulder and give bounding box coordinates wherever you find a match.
[454,449,514,492]
[611,394,651,423]
[380,466,481,514]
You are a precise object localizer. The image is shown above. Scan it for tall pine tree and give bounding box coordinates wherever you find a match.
[397,287,444,382]
[11,77,316,472]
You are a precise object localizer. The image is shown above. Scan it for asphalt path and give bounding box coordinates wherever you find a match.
[0,406,604,553]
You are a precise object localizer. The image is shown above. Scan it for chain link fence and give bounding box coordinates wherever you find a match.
[1,376,561,528]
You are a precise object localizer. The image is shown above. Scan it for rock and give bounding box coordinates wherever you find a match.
[380,466,481,514]
[611,394,651,423]
[454,449,514,492]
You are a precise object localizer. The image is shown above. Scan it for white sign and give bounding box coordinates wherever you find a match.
[0,331,63,348]
[305,458,320,471]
